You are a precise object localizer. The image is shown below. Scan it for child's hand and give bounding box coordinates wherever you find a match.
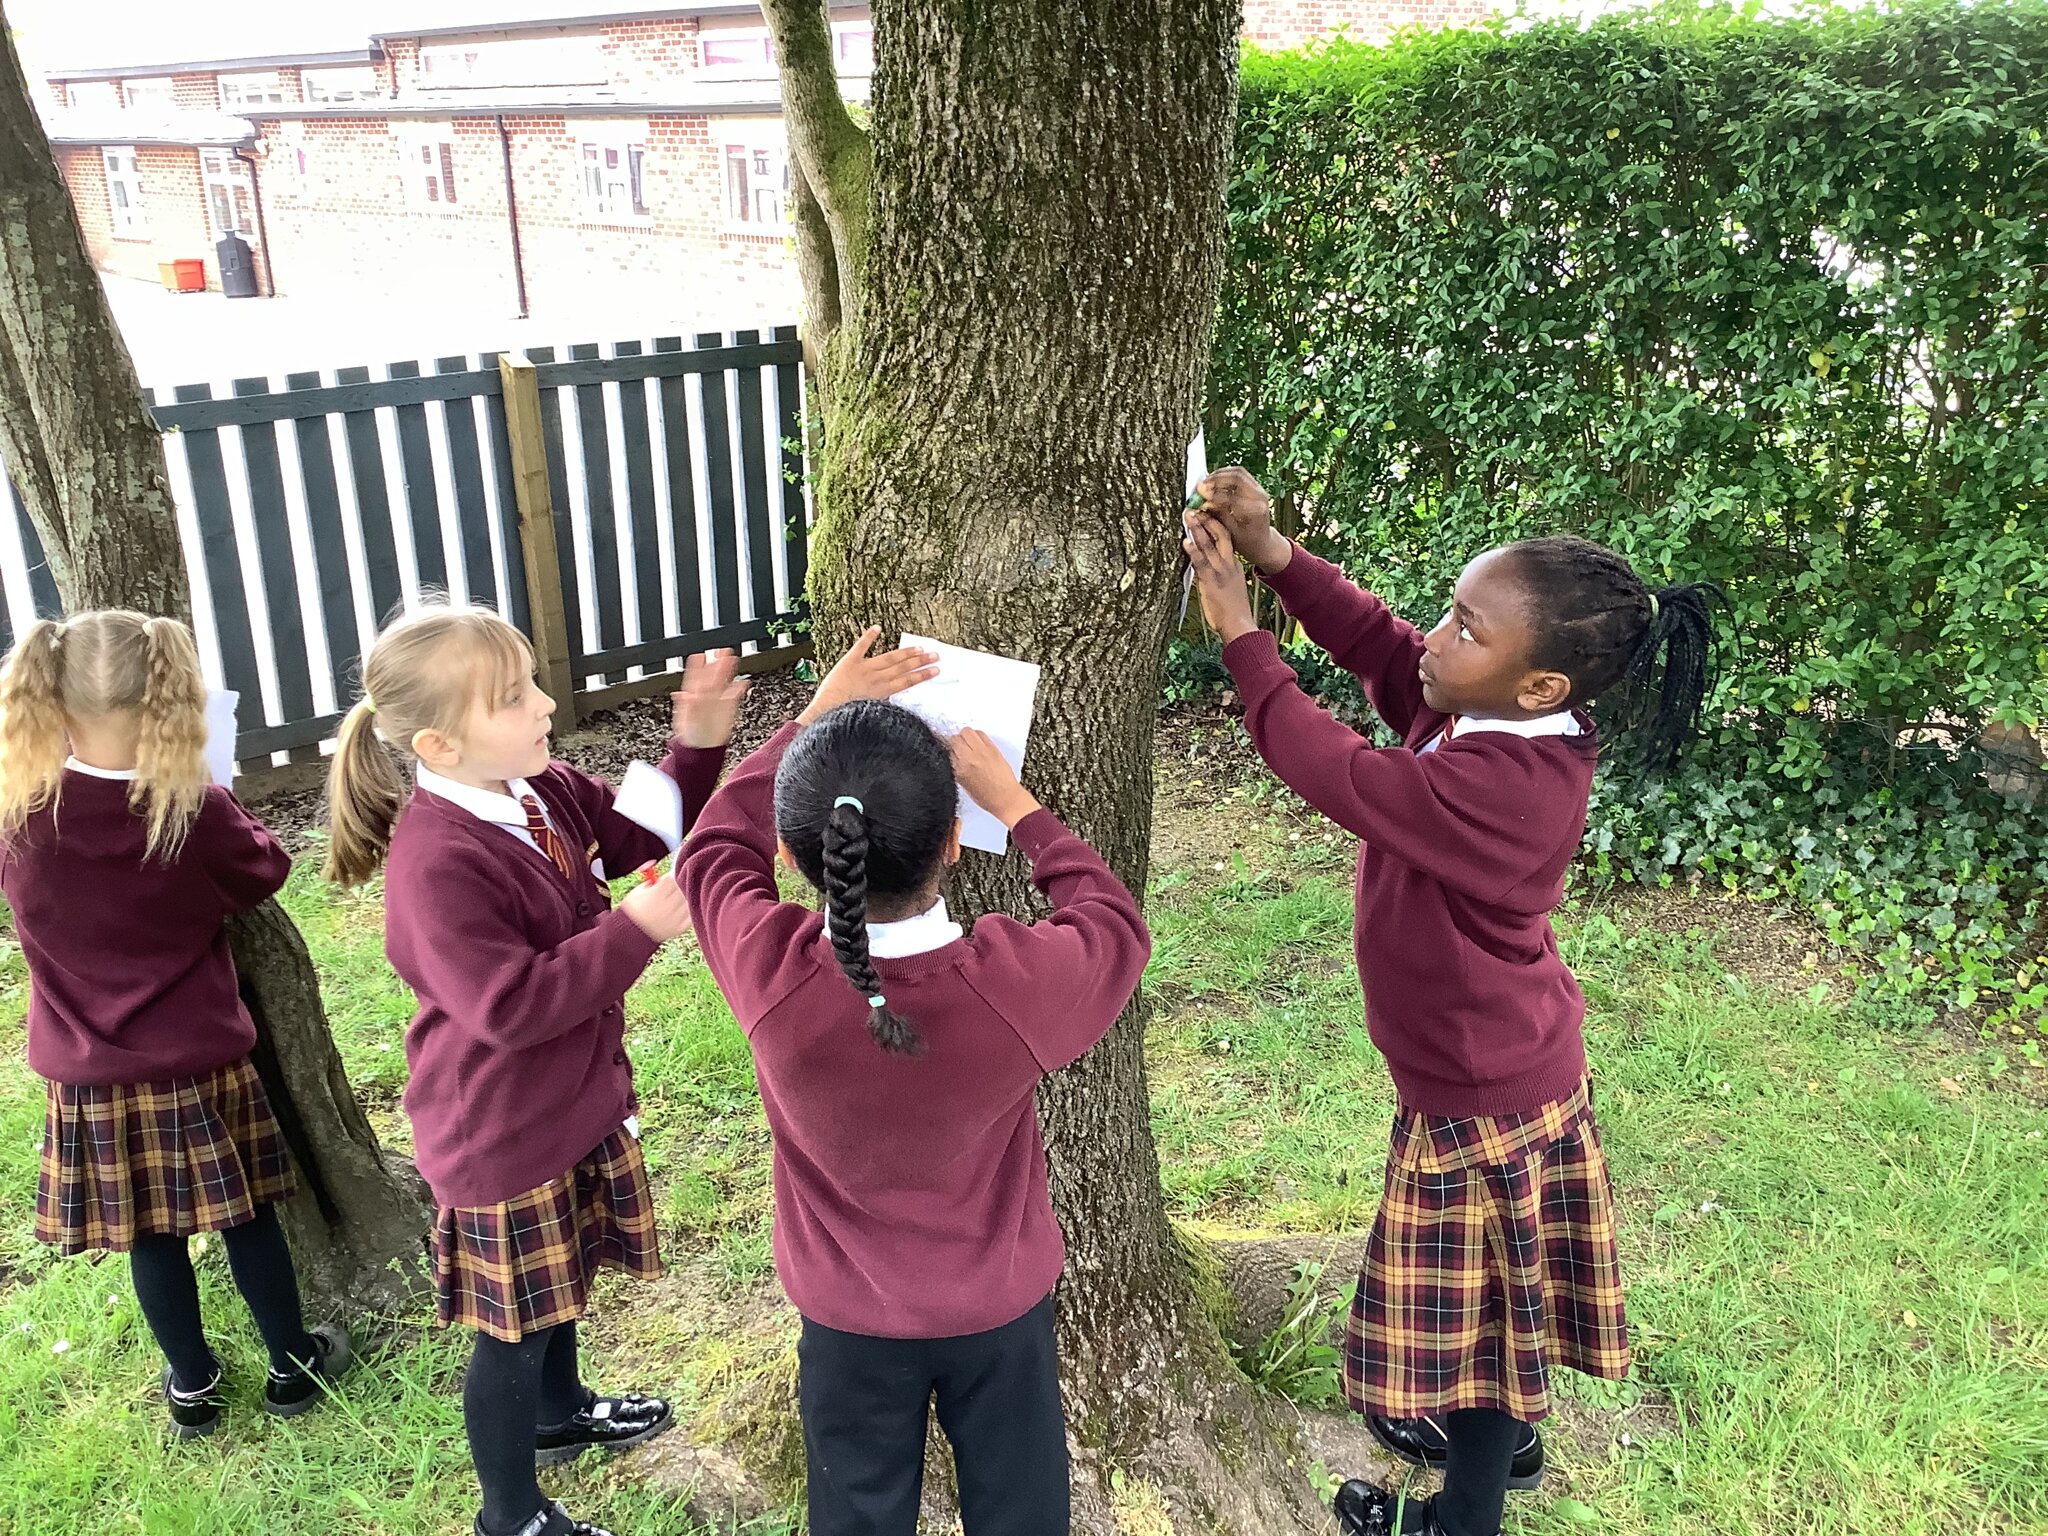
[949,728,1040,830]
[620,872,692,942]
[1192,467,1291,574]
[798,626,941,724]
[1182,511,1259,643]
[674,648,749,748]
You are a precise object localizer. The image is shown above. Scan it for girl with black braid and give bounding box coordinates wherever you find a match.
[1184,470,1720,1536]
[678,627,1152,1536]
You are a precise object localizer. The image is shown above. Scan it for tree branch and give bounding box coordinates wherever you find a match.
[760,0,870,335]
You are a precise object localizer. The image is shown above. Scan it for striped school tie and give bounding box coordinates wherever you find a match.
[518,794,578,884]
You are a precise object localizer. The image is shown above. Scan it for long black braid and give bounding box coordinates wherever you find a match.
[1505,536,1724,772]
[776,700,957,1055]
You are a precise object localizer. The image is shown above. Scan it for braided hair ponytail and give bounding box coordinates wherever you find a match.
[776,699,959,1056]
[1506,536,1724,772]
[822,797,921,1055]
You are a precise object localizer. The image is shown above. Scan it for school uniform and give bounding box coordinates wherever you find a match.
[0,763,296,1255]
[381,743,723,1342]
[676,722,1152,1535]
[1220,546,1630,1424]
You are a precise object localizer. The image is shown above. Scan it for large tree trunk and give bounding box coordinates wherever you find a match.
[0,9,428,1316]
[765,2,1320,1528]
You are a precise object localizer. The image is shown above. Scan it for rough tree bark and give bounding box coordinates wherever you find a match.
[0,10,428,1315]
[763,2,1322,1527]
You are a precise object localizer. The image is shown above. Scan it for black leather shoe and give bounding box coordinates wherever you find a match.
[534,1389,673,1466]
[264,1322,353,1417]
[162,1357,225,1440]
[1368,1413,1545,1490]
[1333,1481,1431,1536]
[473,1500,615,1536]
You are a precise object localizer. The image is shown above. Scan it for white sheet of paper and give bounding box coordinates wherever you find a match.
[894,635,1041,856]
[1179,432,1208,627]
[203,691,239,786]
[612,760,684,853]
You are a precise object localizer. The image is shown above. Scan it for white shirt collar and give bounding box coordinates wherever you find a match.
[416,766,545,829]
[1453,711,1583,740]
[65,756,138,781]
[844,896,966,959]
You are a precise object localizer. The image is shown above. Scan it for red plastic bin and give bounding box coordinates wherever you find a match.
[167,259,206,293]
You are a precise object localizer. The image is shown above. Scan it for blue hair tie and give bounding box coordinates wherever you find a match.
[834,795,865,813]
[868,994,887,1009]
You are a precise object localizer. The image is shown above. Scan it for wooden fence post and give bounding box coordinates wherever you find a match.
[497,354,577,716]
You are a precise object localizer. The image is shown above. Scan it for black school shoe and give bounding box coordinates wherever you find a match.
[263,1323,353,1417]
[475,1500,615,1536]
[161,1356,227,1440]
[534,1389,673,1466]
[1368,1413,1546,1490]
[1334,1483,1454,1536]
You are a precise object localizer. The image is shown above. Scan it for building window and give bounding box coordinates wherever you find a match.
[103,146,147,238]
[303,65,382,103]
[580,134,648,222]
[699,29,776,76]
[122,78,176,112]
[219,71,288,109]
[64,80,121,112]
[421,35,607,89]
[835,22,874,72]
[399,133,459,208]
[723,136,790,234]
[200,149,255,239]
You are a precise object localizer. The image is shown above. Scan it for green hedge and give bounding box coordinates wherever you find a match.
[1208,1,2048,1023]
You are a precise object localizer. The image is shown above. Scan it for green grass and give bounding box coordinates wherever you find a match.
[0,797,2043,1534]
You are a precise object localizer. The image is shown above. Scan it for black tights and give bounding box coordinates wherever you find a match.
[465,1322,588,1535]
[1434,1408,1524,1536]
[127,1204,314,1391]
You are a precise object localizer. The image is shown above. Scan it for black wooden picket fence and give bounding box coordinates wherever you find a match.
[0,327,809,770]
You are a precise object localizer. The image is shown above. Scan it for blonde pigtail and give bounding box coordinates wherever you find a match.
[0,621,73,846]
[133,617,210,860]
[323,697,405,887]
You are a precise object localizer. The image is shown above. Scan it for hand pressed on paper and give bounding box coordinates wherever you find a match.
[1182,510,1259,644]
[948,728,1040,830]
[799,626,943,724]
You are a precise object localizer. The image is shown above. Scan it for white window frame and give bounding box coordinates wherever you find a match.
[65,80,121,112]
[397,128,460,210]
[303,65,382,104]
[103,146,148,239]
[698,27,777,78]
[721,131,790,235]
[219,71,288,109]
[834,20,874,73]
[121,77,176,112]
[200,148,256,240]
[579,128,650,223]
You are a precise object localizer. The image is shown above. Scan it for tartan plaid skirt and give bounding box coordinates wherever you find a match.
[35,1055,297,1256]
[1343,1079,1630,1423]
[433,1125,662,1342]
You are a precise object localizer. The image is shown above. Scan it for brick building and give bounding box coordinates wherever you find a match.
[41,1,1485,322]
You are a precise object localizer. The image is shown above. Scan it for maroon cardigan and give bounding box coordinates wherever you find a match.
[1222,545,1598,1117]
[676,722,1152,1339]
[383,743,724,1207]
[3,772,290,1087]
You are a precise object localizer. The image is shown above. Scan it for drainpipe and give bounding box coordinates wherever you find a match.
[496,114,530,319]
[232,145,277,296]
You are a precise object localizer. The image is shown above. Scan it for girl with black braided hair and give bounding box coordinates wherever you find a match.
[676,627,1151,1536]
[1184,470,1720,1536]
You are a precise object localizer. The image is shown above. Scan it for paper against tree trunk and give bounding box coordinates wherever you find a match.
[894,635,1041,856]
[204,690,239,786]
[1178,431,1207,628]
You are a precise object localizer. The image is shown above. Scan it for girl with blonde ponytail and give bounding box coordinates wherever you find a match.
[333,602,745,1536]
[0,610,349,1441]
